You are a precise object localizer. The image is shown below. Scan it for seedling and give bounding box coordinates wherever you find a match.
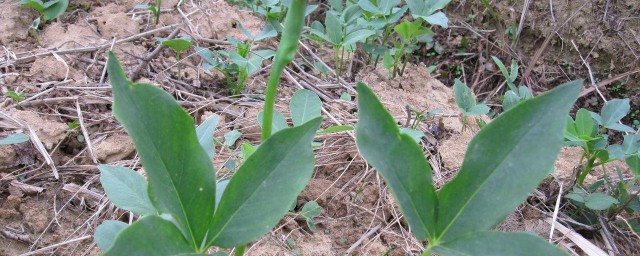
[157,36,192,80]
[18,0,68,22]
[491,56,532,111]
[297,201,322,231]
[197,25,276,95]
[5,91,27,102]
[453,79,489,131]
[383,20,432,78]
[356,80,581,255]
[405,0,451,28]
[565,99,637,185]
[134,0,161,25]
[95,1,318,254]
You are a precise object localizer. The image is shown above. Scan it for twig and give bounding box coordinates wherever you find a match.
[129,27,181,80]
[598,217,620,255]
[549,182,563,242]
[578,68,640,98]
[75,100,98,164]
[0,24,179,68]
[344,224,381,255]
[20,235,92,256]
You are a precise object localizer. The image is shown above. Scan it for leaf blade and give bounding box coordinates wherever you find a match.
[99,165,156,216]
[436,80,581,241]
[430,231,568,256]
[104,215,193,255]
[290,89,322,127]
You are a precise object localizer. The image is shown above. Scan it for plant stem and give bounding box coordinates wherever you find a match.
[609,188,640,221]
[155,0,161,24]
[261,0,307,142]
[577,154,597,185]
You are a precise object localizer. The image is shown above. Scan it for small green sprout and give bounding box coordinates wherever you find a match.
[453,79,489,131]
[134,0,161,25]
[0,133,30,145]
[157,36,192,80]
[5,91,27,102]
[491,56,532,111]
[18,0,68,22]
[298,201,322,231]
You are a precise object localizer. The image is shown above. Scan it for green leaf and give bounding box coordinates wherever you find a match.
[215,179,230,212]
[290,89,322,127]
[430,231,568,256]
[358,0,383,14]
[420,11,448,28]
[343,29,375,46]
[626,155,640,176]
[325,12,342,45]
[318,125,354,134]
[606,123,636,133]
[502,90,519,111]
[601,99,630,126]
[104,215,193,255]
[585,193,618,210]
[196,115,220,159]
[300,201,322,231]
[107,52,216,246]
[436,80,581,241]
[99,165,156,216]
[400,127,425,144]
[355,82,437,240]
[258,110,289,134]
[509,59,519,83]
[42,0,68,21]
[575,108,595,137]
[0,133,29,145]
[241,142,257,159]
[161,36,193,53]
[208,118,322,248]
[491,56,510,84]
[94,220,128,251]
[340,92,351,101]
[223,130,242,148]
[453,79,488,116]
[18,0,46,14]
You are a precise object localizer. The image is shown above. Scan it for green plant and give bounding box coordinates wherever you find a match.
[18,0,68,22]
[382,20,432,78]
[157,36,192,80]
[4,91,27,102]
[297,201,322,231]
[308,4,375,78]
[196,26,276,95]
[95,1,317,254]
[565,99,637,185]
[355,80,582,255]
[134,0,161,25]
[491,56,532,111]
[452,79,489,131]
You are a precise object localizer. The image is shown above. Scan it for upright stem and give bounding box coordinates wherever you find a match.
[155,0,162,24]
[261,0,307,141]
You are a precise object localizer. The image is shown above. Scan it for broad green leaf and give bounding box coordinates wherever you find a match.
[0,132,29,145]
[94,220,127,251]
[502,90,519,111]
[99,165,156,216]
[300,201,322,231]
[343,29,376,46]
[383,50,394,69]
[42,0,68,21]
[208,118,322,248]
[196,115,220,159]
[318,125,354,134]
[223,130,242,147]
[18,0,46,14]
[325,12,342,45]
[255,24,277,41]
[160,36,193,53]
[585,193,618,210]
[626,155,640,176]
[430,231,568,256]
[601,99,630,126]
[436,80,581,241]
[258,110,289,133]
[340,92,351,101]
[107,52,216,245]
[453,79,487,116]
[420,11,448,28]
[575,108,595,137]
[241,142,257,159]
[104,215,193,255]
[606,123,636,132]
[342,4,363,24]
[400,127,425,144]
[468,104,490,116]
[214,179,230,212]
[358,0,383,14]
[355,82,437,240]
[290,89,322,127]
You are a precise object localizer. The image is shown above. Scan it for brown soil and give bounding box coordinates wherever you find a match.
[1,0,638,255]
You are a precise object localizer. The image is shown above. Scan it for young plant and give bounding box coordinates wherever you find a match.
[383,20,432,78]
[308,4,375,78]
[4,91,27,102]
[134,0,161,25]
[453,79,489,131]
[196,25,276,95]
[356,80,582,255]
[0,132,30,145]
[491,56,532,111]
[157,36,192,80]
[405,0,451,28]
[96,1,315,254]
[18,0,68,44]
[565,99,637,185]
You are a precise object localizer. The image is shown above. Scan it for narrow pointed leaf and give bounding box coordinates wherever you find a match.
[436,81,581,241]
[356,82,437,240]
[95,220,128,251]
[107,52,216,245]
[208,118,322,248]
[99,165,156,216]
[290,89,322,127]
[430,231,568,256]
[104,215,193,255]
[196,115,220,159]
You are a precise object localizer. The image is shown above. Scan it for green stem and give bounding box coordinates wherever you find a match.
[234,245,246,256]
[155,0,161,24]
[577,154,597,185]
[261,0,307,142]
